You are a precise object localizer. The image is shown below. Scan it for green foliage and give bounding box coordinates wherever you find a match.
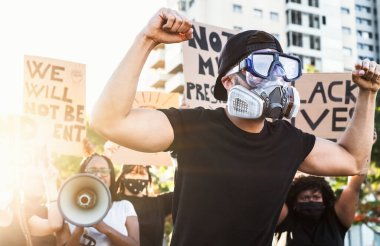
[53,154,82,183]
[373,94,380,166]
[86,120,107,154]
[150,166,175,193]
[51,121,108,183]
[330,161,380,230]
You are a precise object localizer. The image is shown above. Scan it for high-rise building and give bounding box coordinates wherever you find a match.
[142,0,379,94]
[354,0,379,63]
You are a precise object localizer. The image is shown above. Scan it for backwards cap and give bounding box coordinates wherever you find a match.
[214,30,283,101]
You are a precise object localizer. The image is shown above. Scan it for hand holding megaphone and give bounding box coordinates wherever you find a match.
[58,174,112,227]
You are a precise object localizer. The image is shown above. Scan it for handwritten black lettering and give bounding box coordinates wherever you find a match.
[188,25,233,52]
[332,107,349,131]
[64,104,85,123]
[308,82,327,103]
[186,82,220,104]
[24,82,72,103]
[53,123,86,142]
[209,32,222,52]
[24,102,60,119]
[26,60,65,82]
[188,25,208,50]
[328,81,343,102]
[198,55,215,76]
[301,109,329,130]
[345,80,357,104]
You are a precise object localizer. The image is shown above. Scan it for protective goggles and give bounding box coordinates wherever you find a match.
[226,52,302,83]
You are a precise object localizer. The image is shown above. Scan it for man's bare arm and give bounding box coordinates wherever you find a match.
[299,60,379,176]
[90,8,193,152]
[334,129,377,227]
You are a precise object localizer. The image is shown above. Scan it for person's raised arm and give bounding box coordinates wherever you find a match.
[277,204,289,226]
[299,60,380,176]
[90,8,193,152]
[334,129,377,228]
[27,147,63,236]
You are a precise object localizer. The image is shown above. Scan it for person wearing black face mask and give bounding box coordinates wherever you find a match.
[275,174,368,246]
[276,176,348,246]
[116,164,173,246]
[293,200,326,222]
[275,130,377,246]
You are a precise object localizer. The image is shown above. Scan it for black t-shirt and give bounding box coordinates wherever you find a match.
[118,192,173,246]
[276,207,348,246]
[158,107,316,246]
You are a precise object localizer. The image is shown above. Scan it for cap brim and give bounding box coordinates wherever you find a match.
[214,75,228,101]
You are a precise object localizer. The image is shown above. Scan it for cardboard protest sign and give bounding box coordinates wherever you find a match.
[182,22,237,108]
[292,73,357,141]
[23,55,86,155]
[182,22,358,141]
[104,91,179,166]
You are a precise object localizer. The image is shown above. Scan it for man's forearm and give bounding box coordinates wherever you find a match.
[338,89,377,173]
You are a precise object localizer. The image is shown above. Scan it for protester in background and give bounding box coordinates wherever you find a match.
[275,130,378,245]
[59,153,139,246]
[116,164,173,246]
[0,153,63,246]
[0,189,26,245]
[90,7,379,245]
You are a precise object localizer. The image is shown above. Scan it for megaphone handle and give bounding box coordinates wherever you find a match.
[82,233,96,246]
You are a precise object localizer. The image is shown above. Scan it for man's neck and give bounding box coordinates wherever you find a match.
[224,108,265,133]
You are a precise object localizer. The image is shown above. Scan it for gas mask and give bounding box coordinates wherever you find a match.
[227,83,300,120]
[225,51,302,120]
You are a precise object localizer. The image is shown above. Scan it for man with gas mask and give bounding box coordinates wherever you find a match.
[91,8,380,246]
[215,31,301,120]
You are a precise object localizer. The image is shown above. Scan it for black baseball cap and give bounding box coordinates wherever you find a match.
[214,30,283,101]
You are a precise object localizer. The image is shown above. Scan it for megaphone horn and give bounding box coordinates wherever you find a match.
[76,188,97,209]
[58,174,112,227]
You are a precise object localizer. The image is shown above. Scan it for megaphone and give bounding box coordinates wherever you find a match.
[58,174,112,227]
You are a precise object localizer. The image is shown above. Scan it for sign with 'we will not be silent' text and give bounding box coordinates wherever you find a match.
[23,55,86,156]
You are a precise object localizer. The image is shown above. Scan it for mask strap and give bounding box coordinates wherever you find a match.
[283,87,294,118]
[236,71,246,83]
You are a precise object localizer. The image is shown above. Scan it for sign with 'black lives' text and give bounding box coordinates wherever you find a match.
[23,55,86,155]
[291,72,357,141]
[182,22,358,141]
